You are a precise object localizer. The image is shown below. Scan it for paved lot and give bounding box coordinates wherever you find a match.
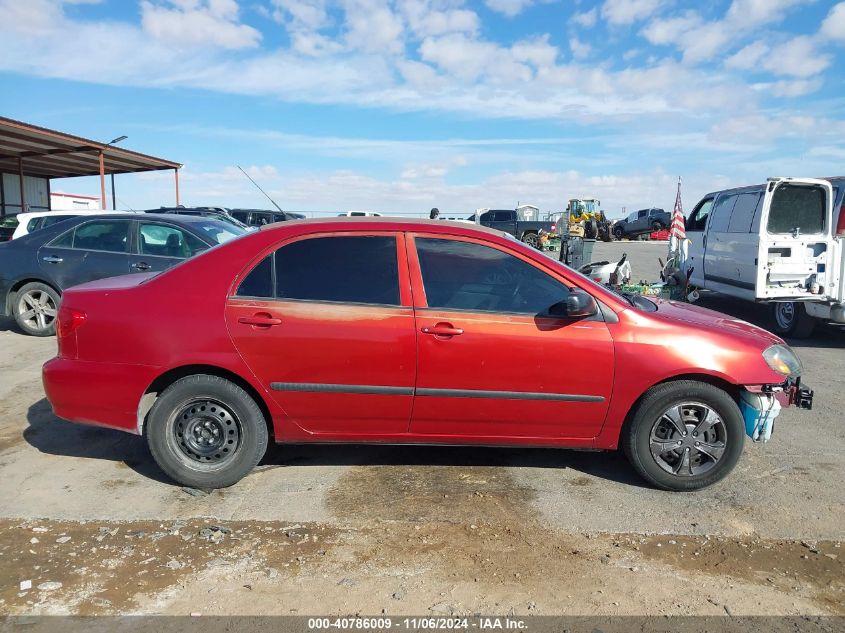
[0,240,842,616]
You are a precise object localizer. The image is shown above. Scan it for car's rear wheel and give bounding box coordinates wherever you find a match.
[13,282,60,337]
[770,301,815,338]
[146,375,269,488]
[622,381,744,491]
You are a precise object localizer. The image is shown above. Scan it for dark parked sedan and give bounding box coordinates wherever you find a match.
[0,213,246,336]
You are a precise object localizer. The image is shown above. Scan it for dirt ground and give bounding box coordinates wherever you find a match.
[0,241,843,618]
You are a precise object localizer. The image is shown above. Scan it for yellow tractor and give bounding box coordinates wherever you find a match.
[567,197,612,241]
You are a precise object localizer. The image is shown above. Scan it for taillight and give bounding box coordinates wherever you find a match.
[836,205,845,236]
[551,223,557,232]
[57,306,86,338]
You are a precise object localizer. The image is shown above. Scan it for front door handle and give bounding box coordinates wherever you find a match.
[238,313,282,328]
[42,256,63,264]
[132,262,151,271]
[421,323,464,337]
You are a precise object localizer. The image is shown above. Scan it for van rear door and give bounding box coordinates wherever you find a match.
[756,177,836,301]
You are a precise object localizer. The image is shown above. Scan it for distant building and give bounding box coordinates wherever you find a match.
[50,192,101,211]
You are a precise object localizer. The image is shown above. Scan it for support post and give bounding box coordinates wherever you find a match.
[111,173,116,210]
[175,168,180,206]
[99,151,106,210]
[18,157,26,214]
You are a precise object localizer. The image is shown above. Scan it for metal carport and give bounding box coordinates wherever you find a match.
[0,116,181,214]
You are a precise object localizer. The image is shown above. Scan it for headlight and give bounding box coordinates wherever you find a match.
[763,344,803,377]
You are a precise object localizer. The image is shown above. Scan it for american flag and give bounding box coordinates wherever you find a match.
[669,178,685,241]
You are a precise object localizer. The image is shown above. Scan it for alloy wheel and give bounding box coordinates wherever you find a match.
[17,289,57,333]
[649,403,727,477]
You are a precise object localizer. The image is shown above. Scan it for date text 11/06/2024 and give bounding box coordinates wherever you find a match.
[307,618,527,630]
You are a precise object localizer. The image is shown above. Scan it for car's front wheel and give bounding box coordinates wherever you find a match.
[146,375,269,488]
[622,381,745,491]
[613,225,625,240]
[13,282,60,337]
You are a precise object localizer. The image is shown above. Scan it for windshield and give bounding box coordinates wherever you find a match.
[215,214,251,230]
[192,220,247,245]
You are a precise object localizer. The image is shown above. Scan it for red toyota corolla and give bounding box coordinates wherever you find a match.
[42,218,812,491]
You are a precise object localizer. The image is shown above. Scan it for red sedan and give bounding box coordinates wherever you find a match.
[43,218,812,491]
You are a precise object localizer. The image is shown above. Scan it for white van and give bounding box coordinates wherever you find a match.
[684,176,845,337]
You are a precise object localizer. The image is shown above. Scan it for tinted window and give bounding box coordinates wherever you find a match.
[253,213,272,226]
[49,229,74,248]
[26,218,41,232]
[727,192,761,233]
[709,194,737,232]
[237,255,273,298]
[768,184,826,234]
[139,223,207,258]
[479,211,493,222]
[41,215,76,228]
[72,220,129,253]
[493,211,513,222]
[416,238,569,315]
[191,220,246,245]
[230,210,248,223]
[273,214,287,223]
[687,198,713,231]
[275,236,399,305]
[637,210,647,218]
[750,193,765,232]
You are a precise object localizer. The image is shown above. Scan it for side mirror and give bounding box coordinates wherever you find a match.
[551,290,597,318]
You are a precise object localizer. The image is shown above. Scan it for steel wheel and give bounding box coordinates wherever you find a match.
[169,399,242,467]
[649,402,726,477]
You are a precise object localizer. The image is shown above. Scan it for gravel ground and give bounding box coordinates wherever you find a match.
[0,239,842,616]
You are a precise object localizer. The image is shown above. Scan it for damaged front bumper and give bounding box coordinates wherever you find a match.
[753,377,814,410]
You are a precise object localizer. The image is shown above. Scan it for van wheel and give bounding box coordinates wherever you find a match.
[146,375,269,488]
[13,282,60,337]
[622,381,744,491]
[771,302,815,338]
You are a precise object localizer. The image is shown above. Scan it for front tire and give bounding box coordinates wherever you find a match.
[146,375,269,488]
[622,381,744,491]
[770,302,815,338]
[13,282,60,337]
[613,225,624,240]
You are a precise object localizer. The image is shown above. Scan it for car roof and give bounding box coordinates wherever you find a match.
[258,215,505,237]
[15,209,120,221]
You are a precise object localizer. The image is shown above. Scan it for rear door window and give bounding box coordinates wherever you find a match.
[768,184,826,234]
[72,220,130,253]
[727,192,761,233]
[41,215,76,228]
[139,222,208,258]
[274,236,400,305]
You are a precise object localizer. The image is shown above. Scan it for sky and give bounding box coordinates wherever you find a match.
[1,0,844,219]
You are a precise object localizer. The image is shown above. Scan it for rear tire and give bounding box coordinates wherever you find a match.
[622,381,744,491]
[770,302,815,338]
[146,375,269,488]
[13,282,60,337]
[521,232,539,248]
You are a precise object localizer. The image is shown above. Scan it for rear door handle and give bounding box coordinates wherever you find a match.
[42,256,63,264]
[132,262,151,271]
[421,323,463,337]
[238,313,282,327]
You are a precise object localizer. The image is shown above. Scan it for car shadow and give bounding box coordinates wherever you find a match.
[0,316,20,333]
[24,398,646,489]
[693,293,845,349]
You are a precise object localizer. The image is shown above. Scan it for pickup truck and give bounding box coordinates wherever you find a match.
[612,207,670,239]
[474,209,556,248]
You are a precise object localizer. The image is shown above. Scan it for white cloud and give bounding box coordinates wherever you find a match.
[342,0,405,54]
[640,11,701,46]
[484,0,532,18]
[569,37,591,60]
[601,0,664,26]
[724,40,769,70]
[725,0,808,27]
[765,36,831,78]
[755,77,824,97]
[570,7,597,28]
[141,0,261,49]
[820,2,845,43]
[399,0,479,38]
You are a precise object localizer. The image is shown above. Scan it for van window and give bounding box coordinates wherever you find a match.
[750,194,765,232]
[709,194,738,233]
[727,193,761,233]
[687,198,713,231]
[768,184,826,234]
